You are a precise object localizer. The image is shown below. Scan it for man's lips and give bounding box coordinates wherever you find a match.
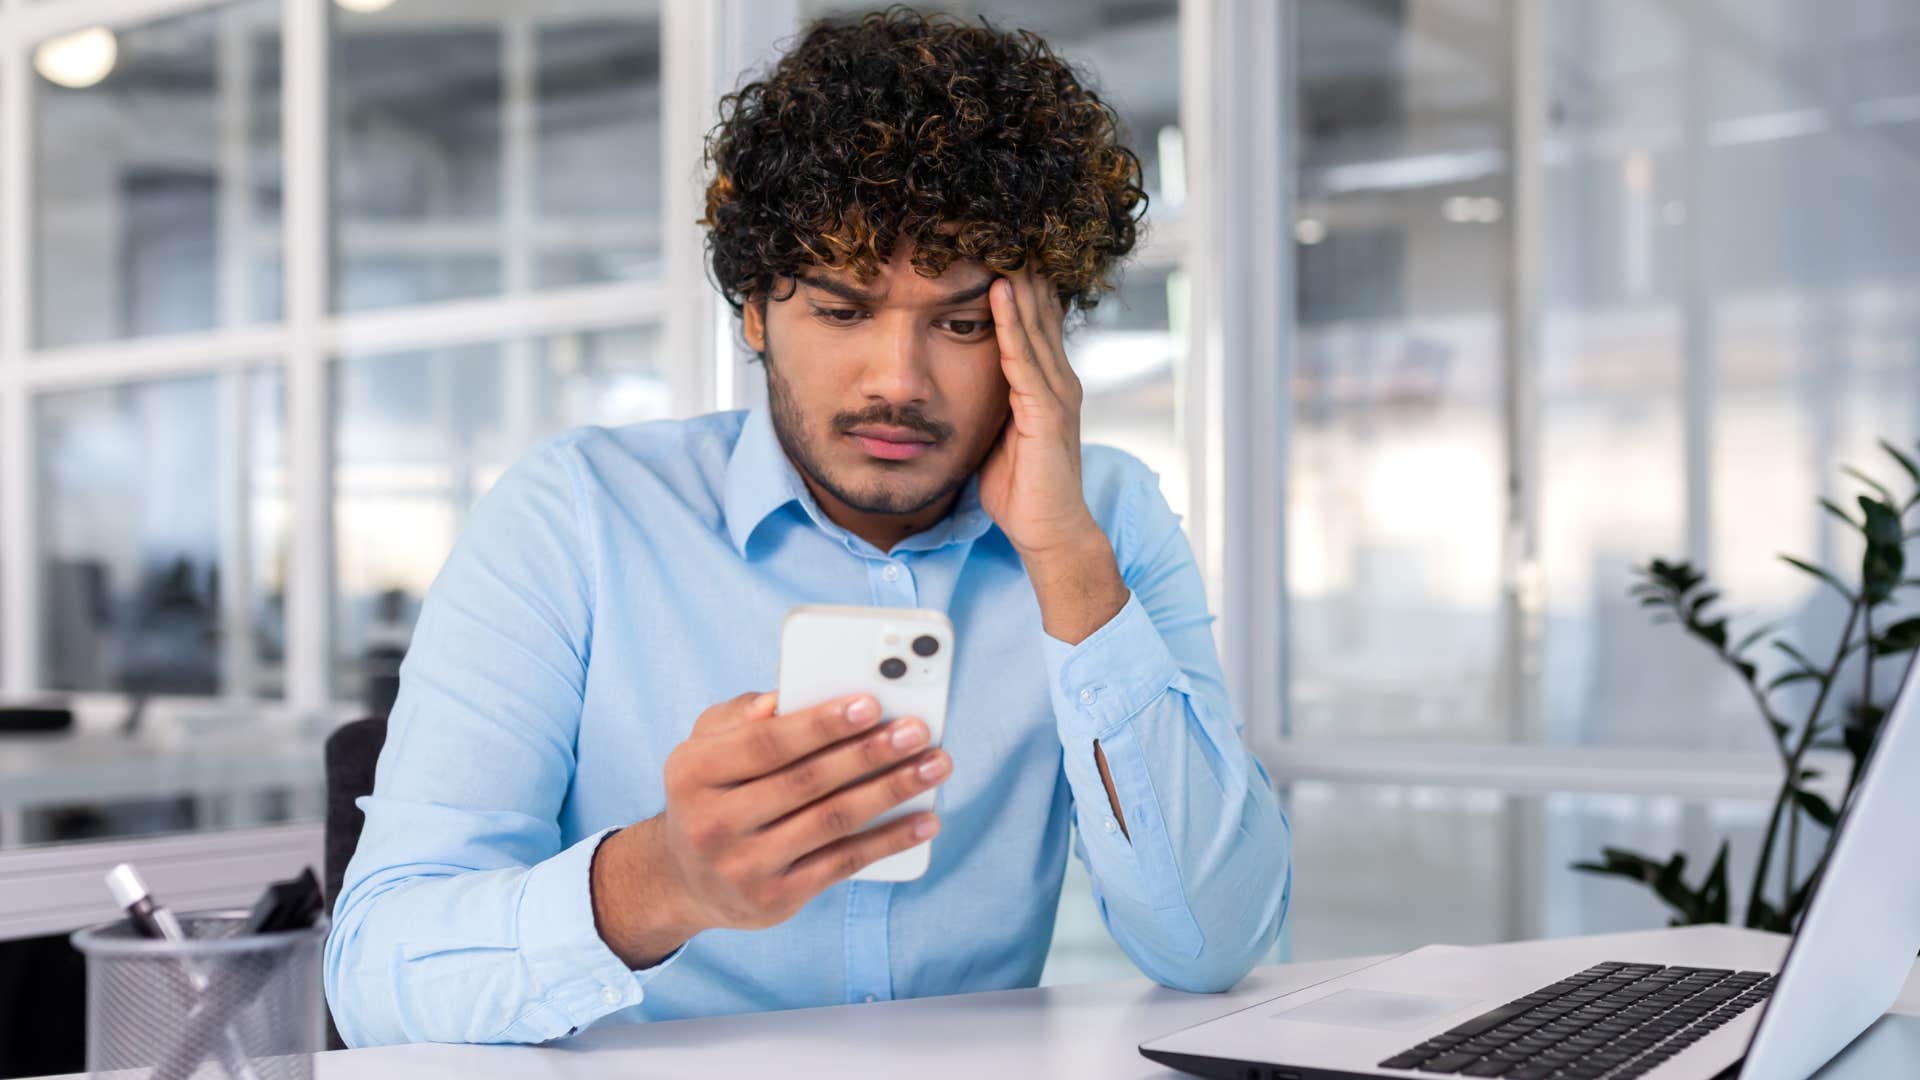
[846,425,938,462]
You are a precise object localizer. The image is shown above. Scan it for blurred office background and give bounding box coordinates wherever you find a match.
[1,0,1918,1070]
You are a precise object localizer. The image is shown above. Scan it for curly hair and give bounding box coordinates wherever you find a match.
[700,5,1147,317]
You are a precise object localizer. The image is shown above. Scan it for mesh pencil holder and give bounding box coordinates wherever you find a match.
[71,910,328,1080]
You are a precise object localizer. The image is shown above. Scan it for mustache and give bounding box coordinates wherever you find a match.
[831,405,953,442]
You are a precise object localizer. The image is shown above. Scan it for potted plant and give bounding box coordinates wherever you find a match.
[1574,441,1920,931]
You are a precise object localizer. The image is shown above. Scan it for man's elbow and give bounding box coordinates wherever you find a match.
[323,933,379,1048]
[323,876,420,1049]
[1144,907,1281,992]
[1154,853,1292,994]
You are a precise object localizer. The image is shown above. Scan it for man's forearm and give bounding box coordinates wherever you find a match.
[1018,525,1129,646]
[1021,525,1133,833]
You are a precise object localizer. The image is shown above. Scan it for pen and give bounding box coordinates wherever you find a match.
[105,863,208,992]
[105,863,262,1080]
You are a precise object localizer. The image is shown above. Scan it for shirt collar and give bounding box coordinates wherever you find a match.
[723,405,810,556]
[723,406,998,559]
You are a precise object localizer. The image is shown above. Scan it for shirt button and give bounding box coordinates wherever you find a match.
[1078,687,1097,705]
[881,562,902,582]
[601,986,621,1005]
[863,993,878,1003]
[1104,817,1119,834]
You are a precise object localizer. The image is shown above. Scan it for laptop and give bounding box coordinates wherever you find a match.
[1141,653,1920,1080]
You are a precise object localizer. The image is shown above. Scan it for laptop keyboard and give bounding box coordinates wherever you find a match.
[1375,962,1774,1079]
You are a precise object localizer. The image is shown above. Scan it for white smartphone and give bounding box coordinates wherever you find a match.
[775,604,954,882]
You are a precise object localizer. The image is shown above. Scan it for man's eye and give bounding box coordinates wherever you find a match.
[943,319,993,337]
[811,306,865,325]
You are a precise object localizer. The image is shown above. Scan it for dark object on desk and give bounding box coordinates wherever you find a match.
[0,706,73,734]
[0,934,85,1079]
[246,867,325,935]
[323,715,388,1051]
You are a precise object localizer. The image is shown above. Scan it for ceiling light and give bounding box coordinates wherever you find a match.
[33,27,118,90]
[335,0,398,12]
[1294,218,1327,245]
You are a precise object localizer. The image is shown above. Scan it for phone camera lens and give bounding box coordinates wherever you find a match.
[879,657,908,679]
[912,634,940,657]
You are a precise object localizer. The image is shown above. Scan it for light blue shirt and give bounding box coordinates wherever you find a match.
[324,405,1292,1047]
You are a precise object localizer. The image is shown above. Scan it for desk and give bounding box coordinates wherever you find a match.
[34,926,1920,1079]
[0,726,325,850]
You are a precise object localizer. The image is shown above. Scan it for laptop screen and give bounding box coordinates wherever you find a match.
[1734,651,1920,1080]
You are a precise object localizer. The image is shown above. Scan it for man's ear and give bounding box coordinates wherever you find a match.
[742,293,767,354]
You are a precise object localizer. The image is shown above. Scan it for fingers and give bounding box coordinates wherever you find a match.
[733,716,933,827]
[695,693,883,785]
[783,810,942,895]
[692,691,776,736]
[993,271,1078,408]
[1013,270,1078,404]
[990,277,1054,399]
[759,748,951,861]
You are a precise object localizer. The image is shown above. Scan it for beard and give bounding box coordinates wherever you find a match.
[762,337,986,518]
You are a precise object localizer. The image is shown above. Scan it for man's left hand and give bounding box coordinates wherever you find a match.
[978,268,1133,835]
[978,268,1128,646]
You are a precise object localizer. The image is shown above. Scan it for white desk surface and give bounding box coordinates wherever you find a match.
[38,925,1920,1079]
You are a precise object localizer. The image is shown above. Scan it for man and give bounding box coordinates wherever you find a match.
[325,8,1290,1047]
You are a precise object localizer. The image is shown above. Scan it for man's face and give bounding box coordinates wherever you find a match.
[744,238,1010,521]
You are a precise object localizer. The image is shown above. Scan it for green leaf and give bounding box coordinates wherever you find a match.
[1859,498,1907,604]
[1574,847,1714,926]
[1880,439,1920,487]
[1844,725,1878,782]
[1748,897,1789,933]
[1572,847,1665,883]
[1872,617,1920,656]
[1701,841,1732,925]
[1819,498,1861,531]
[1733,623,1778,655]
[1772,640,1820,670]
[1795,789,1840,829]
[1844,467,1896,505]
[1767,670,1823,692]
[1779,555,1855,601]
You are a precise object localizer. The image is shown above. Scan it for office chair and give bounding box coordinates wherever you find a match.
[322,714,388,1051]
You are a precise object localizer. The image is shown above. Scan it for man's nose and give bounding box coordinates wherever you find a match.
[857,318,935,405]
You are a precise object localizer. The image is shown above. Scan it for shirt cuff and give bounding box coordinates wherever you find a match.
[1041,590,1182,741]
[513,826,684,1037]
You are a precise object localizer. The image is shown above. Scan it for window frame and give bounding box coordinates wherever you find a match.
[0,0,1806,942]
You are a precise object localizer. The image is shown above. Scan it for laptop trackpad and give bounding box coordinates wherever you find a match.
[1272,989,1481,1032]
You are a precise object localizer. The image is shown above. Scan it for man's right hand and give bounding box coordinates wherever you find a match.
[588,691,950,968]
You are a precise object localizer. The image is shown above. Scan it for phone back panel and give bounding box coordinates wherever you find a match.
[776,604,953,882]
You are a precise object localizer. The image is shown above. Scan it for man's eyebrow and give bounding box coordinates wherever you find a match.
[794,273,882,304]
[933,278,996,306]
[793,272,995,307]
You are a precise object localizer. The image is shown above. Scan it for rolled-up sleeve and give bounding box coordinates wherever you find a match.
[1042,470,1292,994]
[323,437,678,1047]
